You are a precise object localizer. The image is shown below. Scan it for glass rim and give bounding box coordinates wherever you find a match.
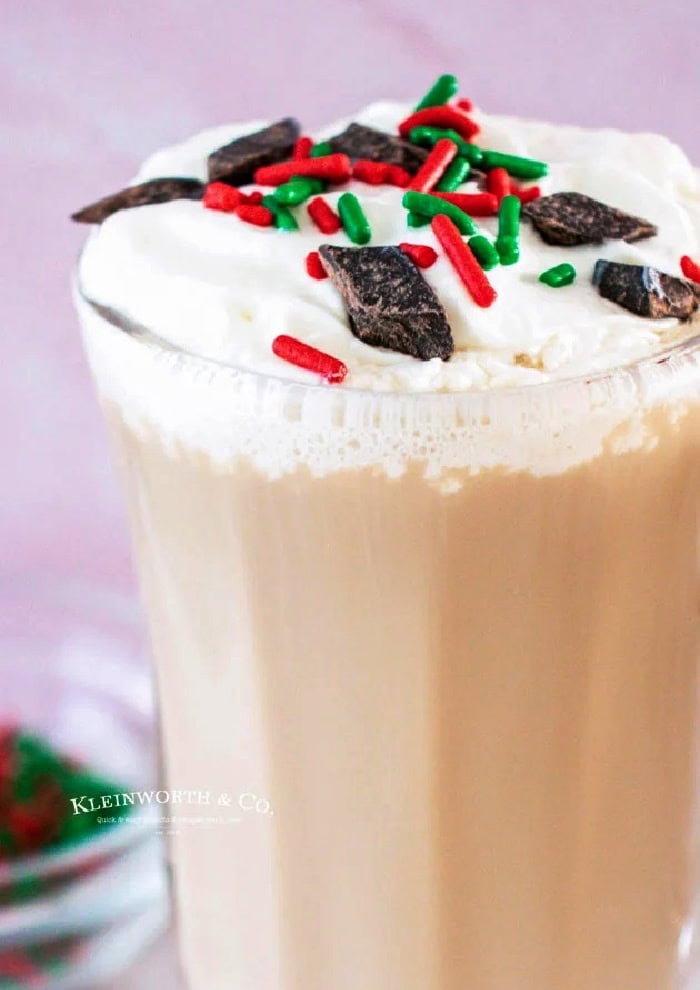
[75,273,700,406]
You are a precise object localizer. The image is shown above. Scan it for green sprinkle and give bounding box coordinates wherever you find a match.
[436,157,471,191]
[468,235,500,271]
[496,236,519,265]
[261,195,299,231]
[407,212,431,228]
[310,141,332,158]
[402,190,476,236]
[409,127,484,165]
[498,195,521,240]
[415,74,459,110]
[338,192,371,244]
[495,195,521,266]
[480,150,548,180]
[274,178,317,206]
[274,205,299,232]
[539,262,577,287]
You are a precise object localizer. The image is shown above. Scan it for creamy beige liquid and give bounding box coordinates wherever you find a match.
[105,397,700,990]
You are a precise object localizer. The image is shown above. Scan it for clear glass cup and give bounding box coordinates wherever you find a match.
[75,286,700,990]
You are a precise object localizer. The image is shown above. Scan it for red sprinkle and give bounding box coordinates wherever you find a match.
[272,334,347,384]
[398,105,480,141]
[241,190,264,206]
[307,196,342,234]
[680,255,700,284]
[306,251,328,280]
[486,167,511,202]
[433,191,499,216]
[352,160,412,188]
[293,136,314,160]
[203,182,242,213]
[0,951,43,986]
[255,154,351,186]
[399,242,438,269]
[236,204,274,227]
[387,165,412,187]
[456,97,474,112]
[510,181,541,204]
[431,214,497,308]
[353,159,392,185]
[408,138,459,193]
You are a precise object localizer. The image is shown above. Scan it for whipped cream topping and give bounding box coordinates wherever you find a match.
[78,102,700,392]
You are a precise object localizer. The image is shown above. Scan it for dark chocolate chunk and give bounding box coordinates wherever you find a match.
[328,123,428,175]
[208,118,301,186]
[524,192,657,246]
[319,244,454,360]
[593,260,699,319]
[71,177,204,224]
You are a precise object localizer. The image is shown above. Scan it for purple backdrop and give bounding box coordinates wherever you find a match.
[3,0,698,593]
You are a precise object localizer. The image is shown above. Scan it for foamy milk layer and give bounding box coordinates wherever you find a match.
[78,290,700,481]
[78,102,700,392]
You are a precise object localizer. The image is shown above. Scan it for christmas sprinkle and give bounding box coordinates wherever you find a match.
[479,149,548,180]
[352,160,410,187]
[496,194,521,266]
[337,192,372,245]
[436,157,471,192]
[409,127,485,165]
[274,178,322,206]
[309,141,333,158]
[261,196,299,231]
[431,214,497,308]
[680,255,700,284]
[408,138,459,193]
[433,191,498,216]
[407,212,431,228]
[0,727,127,862]
[255,154,351,186]
[203,182,242,212]
[510,181,541,204]
[486,167,511,203]
[237,204,275,227]
[414,73,459,110]
[402,190,477,235]
[539,262,577,287]
[468,235,500,271]
[306,251,328,280]
[307,196,342,234]
[272,334,347,383]
[399,243,439,269]
[399,106,480,142]
[293,135,314,160]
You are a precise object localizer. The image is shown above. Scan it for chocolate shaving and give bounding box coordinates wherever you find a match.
[71,178,204,224]
[328,123,428,175]
[593,260,699,320]
[318,245,454,361]
[208,118,301,186]
[523,192,657,246]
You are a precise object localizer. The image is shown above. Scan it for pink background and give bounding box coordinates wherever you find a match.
[3,0,699,593]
